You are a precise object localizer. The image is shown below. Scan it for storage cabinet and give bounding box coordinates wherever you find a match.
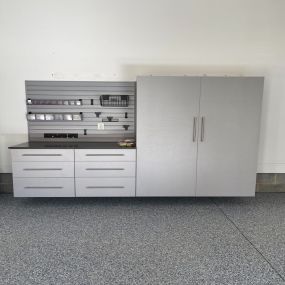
[74,149,136,197]
[11,149,75,197]
[136,76,263,197]
[10,76,263,198]
[11,148,136,197]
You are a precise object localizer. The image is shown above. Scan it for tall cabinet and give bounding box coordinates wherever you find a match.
[136,76,263,197]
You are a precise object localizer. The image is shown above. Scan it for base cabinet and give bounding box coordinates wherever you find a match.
[11,148,136,197]
[74,149,136,197]
[11,149,75,197]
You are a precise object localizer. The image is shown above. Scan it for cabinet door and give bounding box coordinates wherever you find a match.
[136,76,200,196]
[196,77,263,196]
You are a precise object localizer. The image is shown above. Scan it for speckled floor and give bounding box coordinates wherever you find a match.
[0,193,285,285]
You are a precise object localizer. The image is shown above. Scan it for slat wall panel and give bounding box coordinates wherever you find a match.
[28,106,135,112]
[26,91,135,96]
[26,81,136,142]
[29,120,134,126]
[26,81,134,87]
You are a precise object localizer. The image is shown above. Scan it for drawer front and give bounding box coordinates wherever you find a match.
[75,149,136,162]
[75,162,136,177]
[11,149,74,162]
[13,178,75,197]
[12,162,74,178]
[76,178,135,197]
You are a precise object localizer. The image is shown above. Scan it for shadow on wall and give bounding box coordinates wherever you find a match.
[0,134,28,172]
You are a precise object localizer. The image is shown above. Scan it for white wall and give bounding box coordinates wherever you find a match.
[0,0,284,172]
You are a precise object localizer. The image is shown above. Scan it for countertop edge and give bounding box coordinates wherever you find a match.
[8,142,136,150]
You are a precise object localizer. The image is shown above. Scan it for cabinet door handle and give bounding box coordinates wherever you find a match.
[23,168,62,171]
[193,117,197,142]
[200,116,205,142]
[24,186,63,189]
[85,168,124,171]
[86,154,124,157]
[86,186,124,189]
[22,154,62,156]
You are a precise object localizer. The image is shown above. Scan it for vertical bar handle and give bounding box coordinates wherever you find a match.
[193,117,197,142]
[201,116,205,142]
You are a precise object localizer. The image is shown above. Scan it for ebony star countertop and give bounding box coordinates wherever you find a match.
[9,142,136,149]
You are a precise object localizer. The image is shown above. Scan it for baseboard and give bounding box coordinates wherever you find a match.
[256,173,285,192]
[0,173,13,194]
[258,163,285,173]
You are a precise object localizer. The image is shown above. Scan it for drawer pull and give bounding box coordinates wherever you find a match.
[22,154,62,156]
[85,154,124,157]
[85,168,124,171]
[23,168,63,171]
[24,186,63,189]
[86,186,125,189]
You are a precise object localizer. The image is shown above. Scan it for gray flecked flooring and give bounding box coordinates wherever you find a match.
[0,194,285,285]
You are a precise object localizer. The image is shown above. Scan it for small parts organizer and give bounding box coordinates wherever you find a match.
[27,113,82,121]
[27,99,82,106]
[100,95,129,107]
[26,98,83,121]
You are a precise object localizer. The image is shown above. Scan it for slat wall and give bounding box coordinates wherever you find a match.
[26,81,136,142]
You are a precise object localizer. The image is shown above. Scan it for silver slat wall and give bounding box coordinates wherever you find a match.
[26,81,136,142]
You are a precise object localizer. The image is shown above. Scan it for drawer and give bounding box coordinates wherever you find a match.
[11,149,74,162]
[75,149,136,162]
[75,162,136,177]
[13,178,75,197]
[76,178,135,197]
[12,162,74,178]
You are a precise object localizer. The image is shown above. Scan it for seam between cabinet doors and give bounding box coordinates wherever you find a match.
[195,77,202,197]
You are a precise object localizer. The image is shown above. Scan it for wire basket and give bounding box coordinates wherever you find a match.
[100,95,129,107]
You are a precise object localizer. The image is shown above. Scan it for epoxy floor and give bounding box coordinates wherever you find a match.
[0,193,285,285]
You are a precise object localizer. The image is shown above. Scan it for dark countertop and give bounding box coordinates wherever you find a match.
[9,142,136,149]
